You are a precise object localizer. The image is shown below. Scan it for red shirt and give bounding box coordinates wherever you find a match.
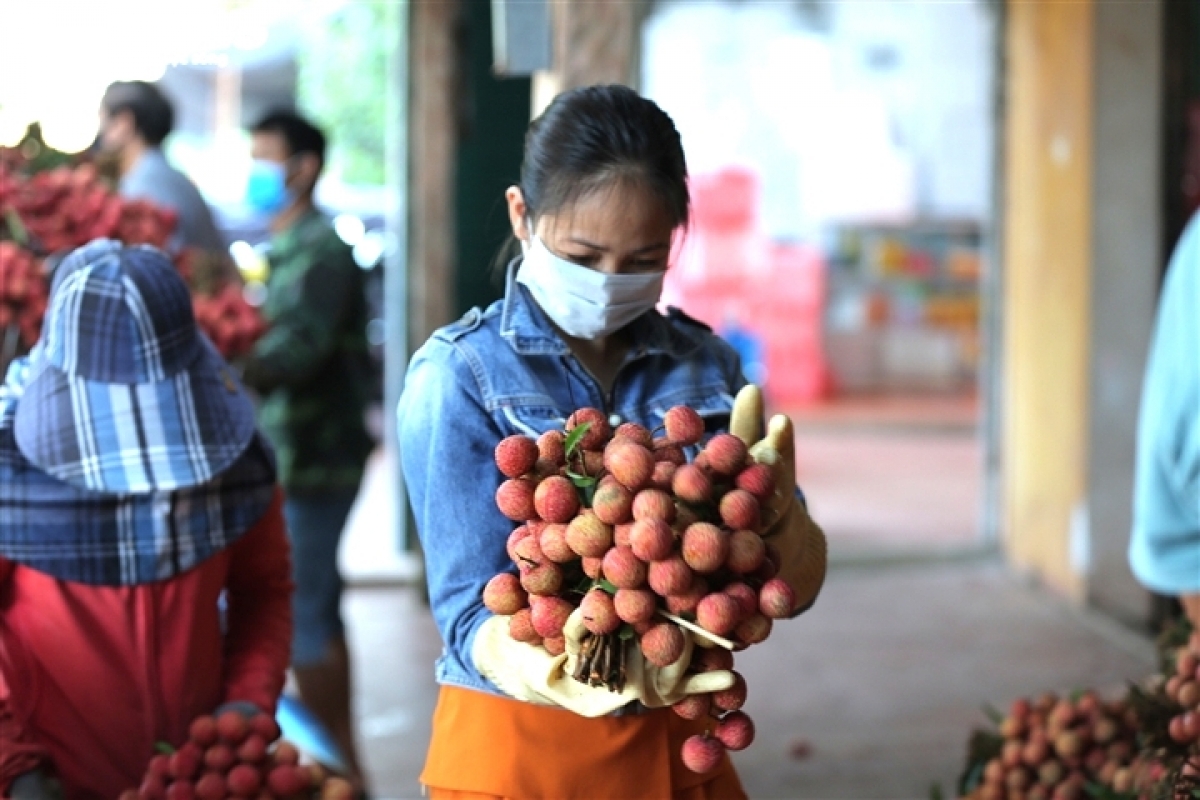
[0,490,292,799]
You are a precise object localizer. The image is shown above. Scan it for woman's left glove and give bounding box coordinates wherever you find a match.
[730,384,827,616]
[9,769,64,800]
[472,610,733,717]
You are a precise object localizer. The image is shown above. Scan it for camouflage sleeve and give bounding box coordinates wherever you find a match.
[241,245,358,394]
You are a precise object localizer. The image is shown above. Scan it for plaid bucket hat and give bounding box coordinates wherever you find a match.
[13,239,257,493]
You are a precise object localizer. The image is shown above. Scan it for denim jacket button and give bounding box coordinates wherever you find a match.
[608,413,622,427]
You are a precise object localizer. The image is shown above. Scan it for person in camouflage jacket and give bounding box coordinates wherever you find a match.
[239,110,372,792]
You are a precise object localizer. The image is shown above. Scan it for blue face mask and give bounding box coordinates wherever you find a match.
[245,159,294,215]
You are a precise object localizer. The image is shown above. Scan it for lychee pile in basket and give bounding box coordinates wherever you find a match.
[119,709,355,799]
[483,404,795,773]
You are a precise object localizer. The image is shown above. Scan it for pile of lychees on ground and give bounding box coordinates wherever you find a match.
[482,404,795,774]
[119,709,355,799]
[951,623,1200,800]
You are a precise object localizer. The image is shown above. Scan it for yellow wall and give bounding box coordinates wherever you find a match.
[1003,0,1094,600]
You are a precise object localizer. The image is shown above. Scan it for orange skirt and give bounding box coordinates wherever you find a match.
[421,685,747,800]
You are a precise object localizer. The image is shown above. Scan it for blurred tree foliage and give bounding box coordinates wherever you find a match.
[296,0,392,187]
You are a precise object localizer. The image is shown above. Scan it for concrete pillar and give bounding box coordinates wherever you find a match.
[1085,0,1162,625]
[1003,0,1096,601]
[548,0,645,93]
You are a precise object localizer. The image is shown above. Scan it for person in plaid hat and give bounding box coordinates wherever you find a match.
[0,240,292,799]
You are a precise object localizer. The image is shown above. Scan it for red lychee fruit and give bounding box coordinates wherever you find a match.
[592,480,634,525]
[703,433,748,476]
[602,545,648,589]
[495,434,539,478]
[582,556,604,579]
[512,535,545,571]
[663,405,705,446]
[249,711,280,743]
[672,464,713,505]
[538,523,576,563]
[537,429,566,465]
[665,578,708,616]
[614,421,654,448]
[723,582,759,622]
[169,742,202,779]
[672,693,711,720]
[604,440,656,491]
[693,452,711,472]
[580,588,620,635]
[530,596,574,639]
[582,450,606,475]
[735,462,776,501]
[650,460,677,491]
[203,742,236,771]
[719,489,760,531]
[227,763,263,795]
[712,672,748,711]
[496,478,538,521]
[216,709,249,744]
[566,511,614,557]
[632,488,677,523]
[613,588,657,624]
[640,622,686,667]
[482,572,527,614]
[647,555,694,596]
[629,518,675,562]
[519,562,564,596]
[693,647,734,672]
[681,523,730,574]
[237,732,267,763]
[506,525,530,562]
[759,578,796,619]
[613,522,635,548]
[543,636,566,656]
[715,710,756,751]
[681,733,726,774]
[266,765,311,797]
[195,772,227,800]
[189,715,218,747]
[652,437,686,465]
[566,408,611,450]
[534,475,580,523]
[695,592,741,636]
[725,529,766,574]
[508,608,541,643]
[734,613,772,645]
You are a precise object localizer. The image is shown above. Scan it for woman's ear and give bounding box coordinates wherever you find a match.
[505,186,530,242]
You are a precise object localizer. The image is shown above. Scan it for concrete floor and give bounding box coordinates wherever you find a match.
[342,560,1156,800]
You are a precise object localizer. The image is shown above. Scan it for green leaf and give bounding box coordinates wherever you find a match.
[981,703,1004,726]
[928,784,944,800]
[563,422,592,456]
[618,624,635,641]
[154,740,177,755]
[565,470,597,488]
[596,578,618,595]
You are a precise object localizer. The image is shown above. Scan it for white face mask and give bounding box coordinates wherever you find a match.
[517,236,666,340]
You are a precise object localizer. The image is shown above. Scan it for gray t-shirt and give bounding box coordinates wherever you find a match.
[119,148,226,254]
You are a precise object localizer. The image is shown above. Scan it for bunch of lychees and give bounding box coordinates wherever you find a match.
[482,404,795,773]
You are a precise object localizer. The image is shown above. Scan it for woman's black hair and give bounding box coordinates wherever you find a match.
[522,84,690,228]
[493,85,690,283]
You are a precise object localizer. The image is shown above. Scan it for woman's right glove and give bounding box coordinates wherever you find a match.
[730,384,828,615]
[472,609,734,717]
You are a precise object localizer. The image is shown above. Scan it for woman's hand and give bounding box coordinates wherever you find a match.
[729,385,827,615]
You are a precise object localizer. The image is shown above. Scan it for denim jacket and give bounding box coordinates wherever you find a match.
[1130,214,1200,595]
[397,263,747,695]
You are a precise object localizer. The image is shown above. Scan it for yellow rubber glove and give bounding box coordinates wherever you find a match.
[730,384,828,615]
[472,610,734,717]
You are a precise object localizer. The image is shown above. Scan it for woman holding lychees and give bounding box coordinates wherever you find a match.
[397,84,827,800]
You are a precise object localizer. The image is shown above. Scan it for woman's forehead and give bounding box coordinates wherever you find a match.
[536,182,676,245]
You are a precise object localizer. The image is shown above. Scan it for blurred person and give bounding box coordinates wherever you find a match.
[1130,213,1200,633]
[96,80,227,255]
[238,109,373,791]
[0,240,291,799]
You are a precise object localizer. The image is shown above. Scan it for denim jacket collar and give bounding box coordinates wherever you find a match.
[498,258,701,360]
